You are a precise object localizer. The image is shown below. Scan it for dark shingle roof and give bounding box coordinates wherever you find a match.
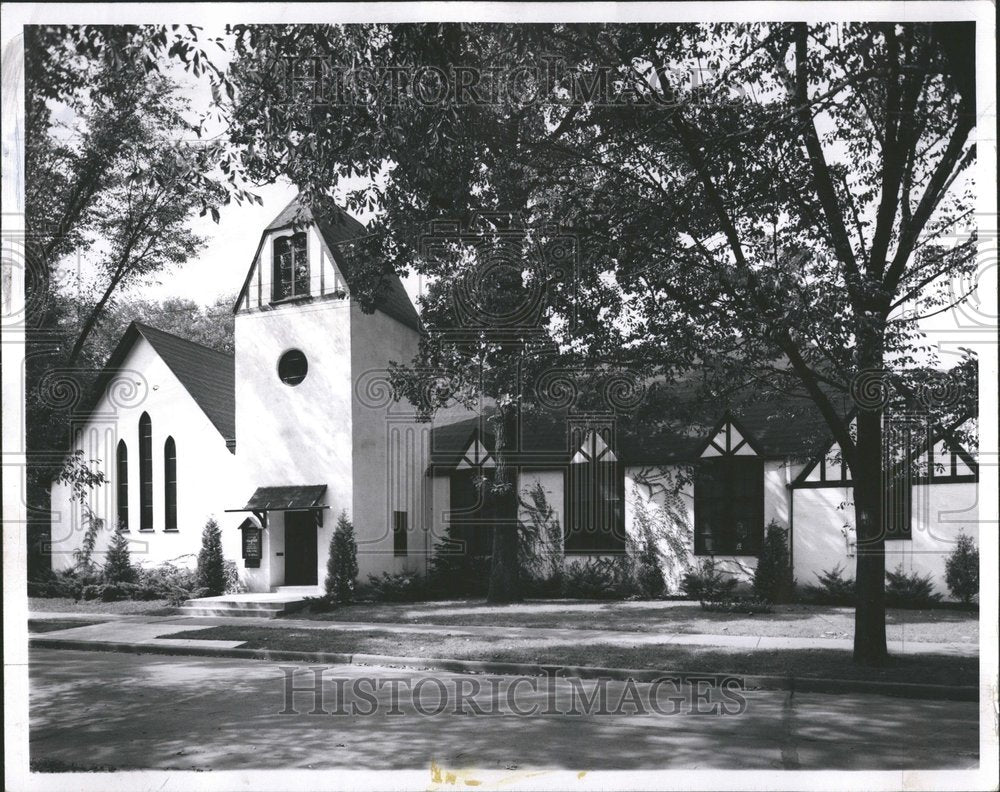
[132,323,235,443]
[427,390,845,471]
[261,195,421,332]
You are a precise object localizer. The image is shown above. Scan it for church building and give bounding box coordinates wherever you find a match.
[49,196,980,600]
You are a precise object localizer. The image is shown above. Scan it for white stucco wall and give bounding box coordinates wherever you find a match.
[49,337,241,575]
[349,303,425,579]
[234,294,353,589]
[793,480,980,599]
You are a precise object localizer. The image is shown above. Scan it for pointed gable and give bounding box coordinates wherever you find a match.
[235,194,421,332]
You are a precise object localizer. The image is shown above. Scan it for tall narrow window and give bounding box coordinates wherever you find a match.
[139,412,153,531]
[116,440,129,531]
[272,232,309,301]
[566,429,625,554]
[164,436,177,532]
[393,511,408,557]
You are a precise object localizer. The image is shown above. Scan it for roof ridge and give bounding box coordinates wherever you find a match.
[132,321,233,360]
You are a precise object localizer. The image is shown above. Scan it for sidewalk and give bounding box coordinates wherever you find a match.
[29,611,980,657]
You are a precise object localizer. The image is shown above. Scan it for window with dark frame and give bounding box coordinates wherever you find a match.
[393,511,408,556]
[565,430,626,555]
[116,439,129,531]
[164,436,177,532]
[272,232,309,301]
[449,469,500,557]
[138,412,153,531]
[882,419,915,540]
[694,457,765,555]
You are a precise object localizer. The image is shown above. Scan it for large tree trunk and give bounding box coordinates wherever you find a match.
[852,400,889,665]
[487,402,523,603]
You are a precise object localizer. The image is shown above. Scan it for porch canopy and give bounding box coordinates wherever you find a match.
[226,485,328,517]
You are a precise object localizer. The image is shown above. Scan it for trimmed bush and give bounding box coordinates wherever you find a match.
[752,521,794,603]
[103,522,136,584]
[197,517,226,596]
[633,531,666,600]
[325,511,359,604]
[426,550,491,599]
[561,556,637,599]
[944,532,978,606]
[885,564,942,609]
[363,571,424,602]
[681,557,738,600]
[802,564,856,605]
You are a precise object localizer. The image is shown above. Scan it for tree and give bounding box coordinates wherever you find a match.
[226,23,977,663]
[325,511,359,604]
[944,532,978,607]
[197,517,225,596]
[103,521,136,584]
[753,521,795,604]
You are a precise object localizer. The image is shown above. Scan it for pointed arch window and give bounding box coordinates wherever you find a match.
[695,418,764,555]
[139,412,153,531]
[116,440,129,531]
[164,436,177,532]
[566,429,625,554]
[272,232,309,301]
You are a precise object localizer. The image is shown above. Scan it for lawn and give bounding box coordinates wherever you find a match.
[285,599,979,645]
[165,624,979,687]
[28,598,180,616]
[28,619,107,633]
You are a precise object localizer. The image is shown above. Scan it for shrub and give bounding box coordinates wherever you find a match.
[801,564,856,605]
[103,522,136,584]
[325,511,359,604]
[752,521,794,603]
[680,557,738,600]
[700,596,773,614]
[363,571,424,602]
[632,530,666,600]
[197,517,226,596]
[425,550,491,599]
[562,556,637,599]
[223,559,245,595]
[28,569,94,600]
[944,532,978,606]
[885,565,942,609]
[136,562,200,604]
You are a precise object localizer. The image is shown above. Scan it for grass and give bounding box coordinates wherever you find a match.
[284,599,979,645]
[31,758,118,773]
[165,625,978,687]
[28,597,180,616]
[28,619,106,633]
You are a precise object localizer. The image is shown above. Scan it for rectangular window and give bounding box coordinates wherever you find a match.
[694,457,764,555]
[882,423,914,540]
[566,462,626,554]
[272,233,309,301]
[449,470,504,557]
[393,511,408,557]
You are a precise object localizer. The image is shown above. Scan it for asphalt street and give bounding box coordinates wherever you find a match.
[29,648,979,772]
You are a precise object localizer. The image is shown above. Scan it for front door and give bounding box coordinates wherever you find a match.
[284,511,318,585]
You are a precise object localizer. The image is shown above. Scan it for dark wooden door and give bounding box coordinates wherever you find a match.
[284,511,318,585]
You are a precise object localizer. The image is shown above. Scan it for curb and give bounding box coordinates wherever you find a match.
[29,636,978,702]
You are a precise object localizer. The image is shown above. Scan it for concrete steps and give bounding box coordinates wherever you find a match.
[178,590,320,619]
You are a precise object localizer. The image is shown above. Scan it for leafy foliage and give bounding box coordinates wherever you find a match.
[885,565,942,609]
[561,557,637,600]
[802,565,857,606]
[102,522,136,584]
[362,571,424,603]
[752,521,795,603]
[325,511,359,604]
[196,518,226,596]
[944,532,978,606]
[681,558,739,601]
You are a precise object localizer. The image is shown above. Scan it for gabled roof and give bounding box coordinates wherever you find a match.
[237,194,421,333]
[84,322,235,448]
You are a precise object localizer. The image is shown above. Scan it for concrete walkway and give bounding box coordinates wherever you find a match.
[29,611,979,656]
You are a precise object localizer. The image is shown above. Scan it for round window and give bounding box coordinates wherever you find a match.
[277,349,308,386]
